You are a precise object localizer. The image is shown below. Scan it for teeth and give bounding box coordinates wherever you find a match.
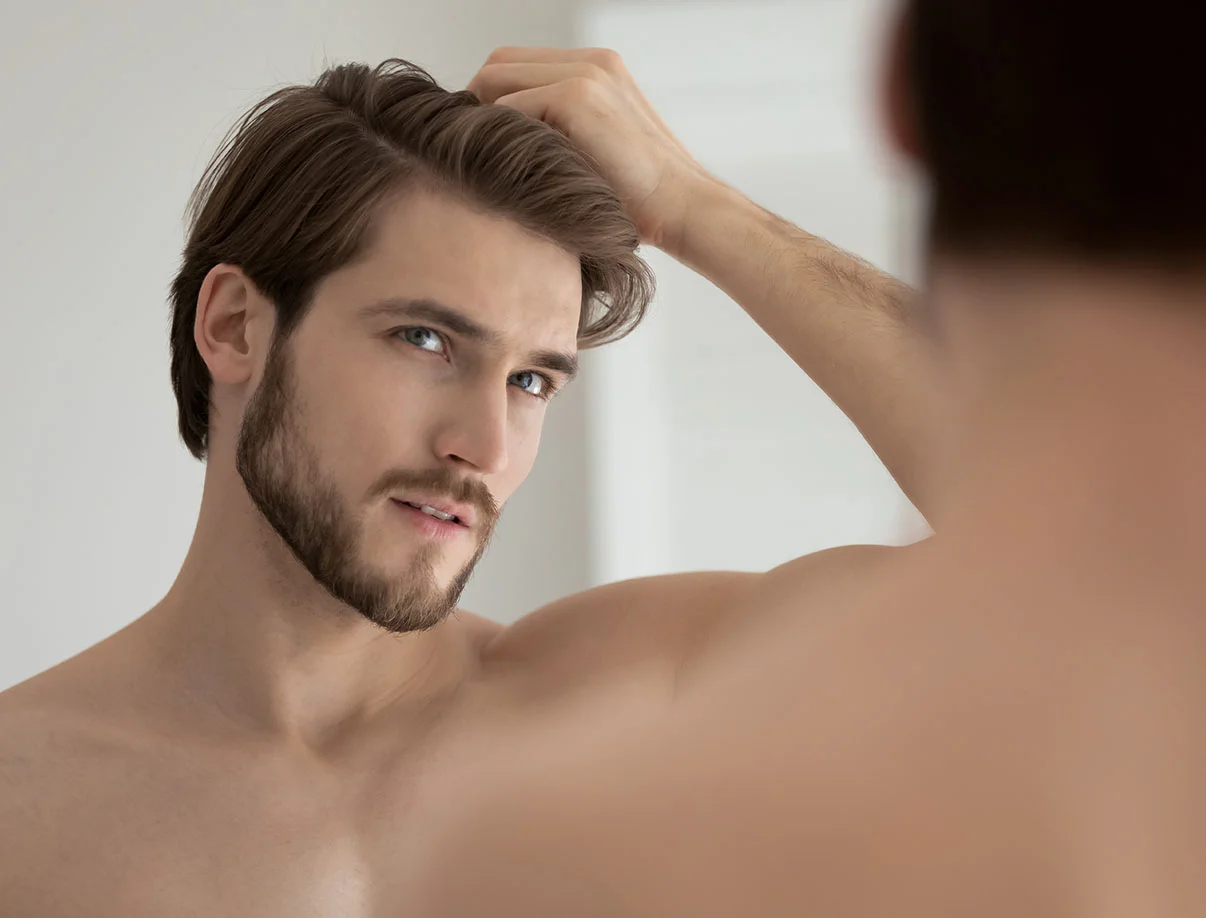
[400,499,460,523]
[419,504,456,522]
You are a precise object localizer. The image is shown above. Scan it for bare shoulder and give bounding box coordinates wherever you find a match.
[657,562,1206,914]
[0,650,183,913]
[0,638,152,811]
[0,669,108,880]
[0,682,45,795]
[0,666,90,772]
[0,661,123,799]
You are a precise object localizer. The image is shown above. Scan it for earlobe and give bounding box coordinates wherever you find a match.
[194,264,272,387]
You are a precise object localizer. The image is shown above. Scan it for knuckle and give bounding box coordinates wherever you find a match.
[579,61,610,84]
[587,47,625,74]
[485,46,517,65]
[565,76,601,106]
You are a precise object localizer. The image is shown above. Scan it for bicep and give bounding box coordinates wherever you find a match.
[673,544,901,692]
[494,570,761,688]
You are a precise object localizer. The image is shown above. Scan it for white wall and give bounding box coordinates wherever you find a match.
[582,0,924,584]
[0,0,586,690]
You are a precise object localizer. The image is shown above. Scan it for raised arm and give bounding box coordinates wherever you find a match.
[469,48,938,516]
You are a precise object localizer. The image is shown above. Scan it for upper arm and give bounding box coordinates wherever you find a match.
[672,543,904,691]
[487,570,761,690]
[489,544,906,697]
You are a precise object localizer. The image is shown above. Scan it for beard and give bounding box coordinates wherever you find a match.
[234,336,498,634]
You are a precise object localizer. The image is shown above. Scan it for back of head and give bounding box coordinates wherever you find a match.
[904,1,1206,268]
[170,59,653,460]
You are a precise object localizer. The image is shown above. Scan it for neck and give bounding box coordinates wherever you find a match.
[139,454,474,749]
[927,257,1206,568]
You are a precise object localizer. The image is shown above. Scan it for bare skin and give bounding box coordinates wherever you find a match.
[407,270,1206,918]
[9,40,1198,918]
[0,52,924,916]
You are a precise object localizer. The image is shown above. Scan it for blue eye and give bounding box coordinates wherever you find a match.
[510,371,551,399]
[400,327,446,355]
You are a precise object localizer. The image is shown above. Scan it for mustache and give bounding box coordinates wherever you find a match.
[369,467,500,527]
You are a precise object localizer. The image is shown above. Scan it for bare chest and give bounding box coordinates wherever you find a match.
[2,685,691,918]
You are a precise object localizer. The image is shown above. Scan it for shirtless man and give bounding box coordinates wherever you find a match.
[12,1,1191,913]
[445,4,1205,916]
[0,54,930,918]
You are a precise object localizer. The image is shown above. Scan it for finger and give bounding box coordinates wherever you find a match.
[479,63,692,162]
[481,46,628,73]
[491,84,580,133]
[468,61,606,104]
[474,61,689,161]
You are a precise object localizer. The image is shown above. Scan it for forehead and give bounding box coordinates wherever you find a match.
[313,188,583,348]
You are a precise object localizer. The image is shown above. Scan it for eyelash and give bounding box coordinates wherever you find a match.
[394,326,559,401]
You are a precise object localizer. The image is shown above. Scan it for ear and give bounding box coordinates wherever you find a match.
[193,264,275,388]
[880,3,924,166]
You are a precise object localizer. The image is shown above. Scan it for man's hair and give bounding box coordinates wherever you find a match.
[905,1,1206,267]
[170,59,654,460]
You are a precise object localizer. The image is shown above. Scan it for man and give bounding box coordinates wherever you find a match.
[12,4,1201,918]
[446,5,1206,917]
[0,52,929,917]
[16,3,1201,917]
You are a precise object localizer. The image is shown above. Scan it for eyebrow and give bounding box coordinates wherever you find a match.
[359,297,579,381]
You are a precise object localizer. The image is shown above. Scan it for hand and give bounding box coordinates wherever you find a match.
[467,47,717,254]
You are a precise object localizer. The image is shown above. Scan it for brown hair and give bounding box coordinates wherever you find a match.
[170,59,654,460]
[905,0,1206,267]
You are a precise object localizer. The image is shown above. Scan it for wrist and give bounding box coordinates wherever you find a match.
[662,173,754,269]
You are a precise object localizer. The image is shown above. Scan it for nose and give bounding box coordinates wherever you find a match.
[431,381,510,476]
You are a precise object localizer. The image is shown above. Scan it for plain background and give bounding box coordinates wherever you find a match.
[0,0,921,691]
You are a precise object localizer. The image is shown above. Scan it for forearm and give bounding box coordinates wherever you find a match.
[666,178,938,517]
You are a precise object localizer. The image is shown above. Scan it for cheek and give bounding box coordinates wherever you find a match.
[301,362,433,474]
[497,410,546,496]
